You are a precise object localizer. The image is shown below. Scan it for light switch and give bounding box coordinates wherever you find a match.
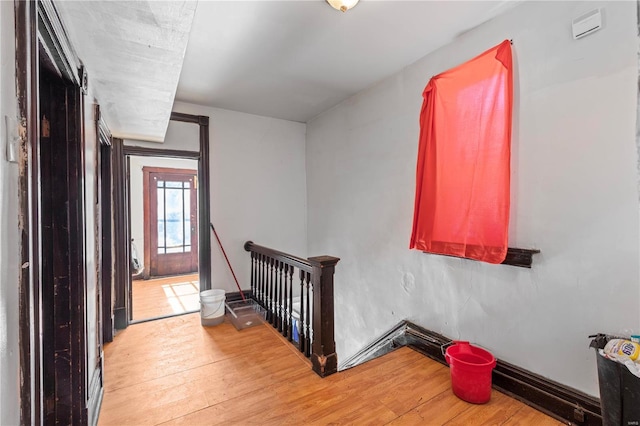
[5,115,18,163]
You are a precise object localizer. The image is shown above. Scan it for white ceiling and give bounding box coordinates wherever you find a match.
[57,0,520,140]
[176,0,520,123]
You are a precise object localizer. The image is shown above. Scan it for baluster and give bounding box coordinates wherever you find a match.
[250,252,256,299]
[262,254,268,309]
[259,253,265,308]
[276,260,283,333]
[260,254,265,306]
[274,259,281,330]
[255,253,260,303]
[287,265,294,342]
[304,271,312,358]
[270,257,276,325]
[282,264,289,338]
[298,269,305,354]
[265,256,271,322]
[308,282,314,353]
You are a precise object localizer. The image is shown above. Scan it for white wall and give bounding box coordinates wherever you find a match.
[164,102,308,293]
[306,0,639,396]
[0,1,21,424]
[129,155,198,273]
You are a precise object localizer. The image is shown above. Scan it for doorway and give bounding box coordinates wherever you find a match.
[39,58,93,425]
[17,1,106,423]
[128,156,200,322]
[110,113,210,332]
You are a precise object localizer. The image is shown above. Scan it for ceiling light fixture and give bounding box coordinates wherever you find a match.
[326,0,359,13]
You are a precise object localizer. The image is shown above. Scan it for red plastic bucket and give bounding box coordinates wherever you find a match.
[445,341,496,404]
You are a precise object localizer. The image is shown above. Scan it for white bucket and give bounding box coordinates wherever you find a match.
[200,289,226,326]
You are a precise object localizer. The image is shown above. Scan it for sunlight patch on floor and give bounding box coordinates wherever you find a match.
[132,273,200,321]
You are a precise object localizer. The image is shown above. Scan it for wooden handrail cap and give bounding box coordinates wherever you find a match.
[308,256,340,267]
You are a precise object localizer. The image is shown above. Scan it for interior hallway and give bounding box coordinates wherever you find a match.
[131,274,200,321]
[98,313,563,425]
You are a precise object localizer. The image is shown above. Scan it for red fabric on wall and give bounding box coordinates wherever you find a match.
[410,40,513,264]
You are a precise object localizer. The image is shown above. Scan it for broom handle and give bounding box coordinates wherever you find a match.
[210,223,246,302]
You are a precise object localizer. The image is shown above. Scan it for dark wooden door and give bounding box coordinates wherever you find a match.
[144,167,198,277]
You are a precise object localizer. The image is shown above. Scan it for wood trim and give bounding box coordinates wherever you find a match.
[122,145,199,159]
[128,310,200,326]
[492,359,601,425]
[36,0,81,86]
[16,1,39,423]
[309,256,339,377]
[87,368,103,426]
[244,241,313,273]
[340,320,602,425]
[142,167,150,279]
[502,248,540,268]
[38,55,88,424]
[126,156,132,321]
[141,166,198,174]
[226,290,254,302]
[338,322,407,371]
[96,105,112,146]
[112,138,130,330]
[18,0,88,423]
[170,111,204,124]
[423,247,541,268]
[100,142,114,343]
[19,1,105,421]
[69,81,89,426]
[403,323,451,363]
[197,115,211,291]
[97,104,113,342]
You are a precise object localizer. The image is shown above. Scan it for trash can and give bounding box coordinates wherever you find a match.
[589,334,640,426]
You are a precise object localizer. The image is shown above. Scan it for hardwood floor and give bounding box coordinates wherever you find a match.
[131,273,199,321]
[99,313,564,425]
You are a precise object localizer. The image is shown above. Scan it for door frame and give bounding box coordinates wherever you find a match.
[98,108,114,344]
[16,0,95,423]
[38,62,87,425]
[112,112,211,328]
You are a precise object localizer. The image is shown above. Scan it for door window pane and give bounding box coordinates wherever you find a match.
[156,178,192,255]
[165,188,184,249]
[184,189,191,252]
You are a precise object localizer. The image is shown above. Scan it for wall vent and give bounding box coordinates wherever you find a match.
[572,8,602,40]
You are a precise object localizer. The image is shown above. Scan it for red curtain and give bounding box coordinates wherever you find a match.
[410,40,513,264]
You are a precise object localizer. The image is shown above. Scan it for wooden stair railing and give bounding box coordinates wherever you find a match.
[244,241,340,377]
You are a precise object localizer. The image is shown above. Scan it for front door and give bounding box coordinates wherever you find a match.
[144,167,198,277]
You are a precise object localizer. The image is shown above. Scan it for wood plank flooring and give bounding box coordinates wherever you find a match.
[99,313,564,425]
[132,274,199,321]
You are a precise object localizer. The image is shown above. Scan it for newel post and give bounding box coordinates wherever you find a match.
[308,255,340,377]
